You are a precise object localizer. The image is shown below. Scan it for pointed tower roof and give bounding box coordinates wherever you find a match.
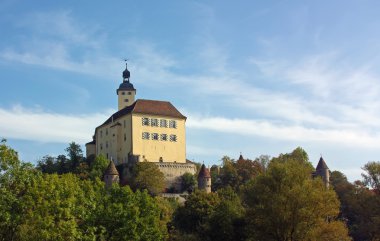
[238,153,244,162]
[198,164,211,178]
[316,157,329,170]
[105,161,119,176]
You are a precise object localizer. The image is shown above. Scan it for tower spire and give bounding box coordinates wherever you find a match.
[123,59,130,82]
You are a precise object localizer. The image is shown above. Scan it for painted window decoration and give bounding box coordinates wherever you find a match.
[152,133,159,140]
[170,134,177,142]
[160,119,167,128]
[151,118,159,127]
[142,132,150,140]
[169,120,177,128]
[142,117,150,126]
[160,134,167,141]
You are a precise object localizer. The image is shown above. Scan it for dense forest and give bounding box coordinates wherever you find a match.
[1,139,379,241]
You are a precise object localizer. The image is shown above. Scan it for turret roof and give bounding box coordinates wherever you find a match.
[104,161,119,176]
[198,164,211,178]
[316,157,329,170]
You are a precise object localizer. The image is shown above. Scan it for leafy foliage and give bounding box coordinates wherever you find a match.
[131,161,165,195]
[181,172,197,193]
[243,158,347,241]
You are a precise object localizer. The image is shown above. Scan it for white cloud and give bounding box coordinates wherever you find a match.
[187,114,380,149]
[0,105,112,143]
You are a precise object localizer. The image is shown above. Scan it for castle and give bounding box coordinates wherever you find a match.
[87,63,329,193]
[86,63,197,191]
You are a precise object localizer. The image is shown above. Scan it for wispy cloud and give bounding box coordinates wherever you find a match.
[0,105,112,143]
[187,114,380,149]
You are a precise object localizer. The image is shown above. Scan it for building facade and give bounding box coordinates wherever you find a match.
[86,63,196,191]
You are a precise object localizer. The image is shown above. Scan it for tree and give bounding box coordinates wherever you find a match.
[181,172,197,193]
[0,139,38,241]
[219,156,239,189]
[203,187,246,241]
[17,173,97,240]
[173,190,220,235]
[88,154,109,180]
[362,161,380,193]
[243,153,349,241]
[92,185,166,241]
[131,161,165,195]
[65,142,84,171]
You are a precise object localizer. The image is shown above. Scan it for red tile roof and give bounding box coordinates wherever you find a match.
[133,99,186,119]
[97,99,186,128]
[198,164,211,178]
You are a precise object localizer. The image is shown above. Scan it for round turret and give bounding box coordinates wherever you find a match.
[198,164,211,193]
[104,160,120,188]
[316,156,330,188]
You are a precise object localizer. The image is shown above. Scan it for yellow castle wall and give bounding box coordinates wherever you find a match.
[131,114,186,163]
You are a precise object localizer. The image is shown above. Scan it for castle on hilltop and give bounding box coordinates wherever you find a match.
[86,63,197,192]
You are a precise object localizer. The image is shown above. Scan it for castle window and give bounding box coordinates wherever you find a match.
[100,130,103,138]
[106,128,108,135]
[160,134,167,141]
[121,92,125,95]
[142,132,150,140]
[124,133,126,141]
[160,119,167,128]
[128,91,131,95]
[151,118,158,127]
[142,117,149,126]
[124,99,129,102]
[170,134,177,142]
[152,133,159,140]
[107,153,109,159]
[169,120,177,128]
[106,141,108,148]
[100,143,103,150]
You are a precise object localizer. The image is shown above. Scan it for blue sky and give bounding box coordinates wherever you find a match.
[1,0,380,181]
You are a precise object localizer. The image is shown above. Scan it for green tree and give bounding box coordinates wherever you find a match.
[362,161,380,193]
[0,139,38,241]
[173,190,220,235]
[181,172,197,193]
[65,142,84,171]
[89,154,109,180]
[131,161,165,195]
[17,173,101,240]
[93,185,165,241]
[243,151,349,241]
[219,156,238,189]
[203,187,246,241]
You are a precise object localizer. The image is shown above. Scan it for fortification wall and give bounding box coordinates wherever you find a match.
[155,162,197,192]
